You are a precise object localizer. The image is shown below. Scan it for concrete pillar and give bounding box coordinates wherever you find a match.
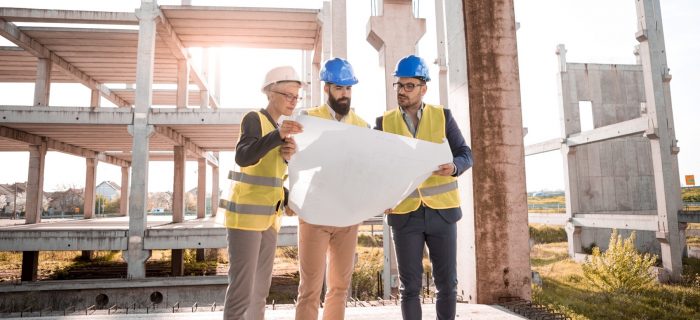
[200,48,209,109]
[434,0,449,106]
[84,157,97,219]
[635,0,683,281]
[443,0,477,304]
[367,0,425,299]
[173,145,185,223]
[120,166,130,216]
[555,45,583,258]
[126,0,158,279]
[463,0,531,303]
[213,51,221,108]
[33,58,51,107]
[171,145,185,269]
[21,143,46,282]
[196,158,206,261]
[367,0,426,113]
[211,154,219,217]
[90,89,101,108]
[312,60,321,107]
[25,143,47,224]
[197,158,206,219]
[321,2,332,62]
[21,251,39,282]
[331,0,347,58]
[176,59,190,109]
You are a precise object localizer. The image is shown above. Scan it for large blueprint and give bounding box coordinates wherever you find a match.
[288,115,452,227]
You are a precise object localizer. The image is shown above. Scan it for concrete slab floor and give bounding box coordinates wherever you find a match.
[5,303,526,319]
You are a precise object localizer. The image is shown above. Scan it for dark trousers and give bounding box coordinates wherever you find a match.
[390,205,458,320]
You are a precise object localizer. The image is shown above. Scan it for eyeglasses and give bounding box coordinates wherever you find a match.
[271,90,303,103]
[392,82,425,92]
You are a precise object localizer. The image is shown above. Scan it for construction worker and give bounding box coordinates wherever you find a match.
[220,65,304,320]
[294,58,370,320]
[375,55,473,320]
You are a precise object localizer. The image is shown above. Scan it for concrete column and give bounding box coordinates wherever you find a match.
[84,157,97,219]
[173,145,185,223]
[200,48,209,108]
[126,0,158,279]
[90,89,101,108]
[312,61,321,107]
[213,51,221,108]
[555,45,583,258]
[321,2,332,62]
[463,0,531,303]
[331,0,347,58]
[367,0,426,112]
[120,166,130,216]
[635,0,683,281]
[33,58,51,107]
[196,158,206,261]
[211,154,219,217]
[172,249,184,276]
[197,158,206,219]
[444,0,477,304]
[434,0,449,106]
[367,0,425,299]
[22,142,46,282]
[25,143,47,224]
[176,59,190,109]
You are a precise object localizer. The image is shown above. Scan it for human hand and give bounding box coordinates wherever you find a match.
[284,205,296,216]
[433,163,455,176]
[280,136,297,161]
[279,120,303,139]
[383,208,393,214]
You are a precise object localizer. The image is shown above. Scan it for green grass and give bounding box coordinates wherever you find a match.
[530,224,567,244]
[531,243,700,319]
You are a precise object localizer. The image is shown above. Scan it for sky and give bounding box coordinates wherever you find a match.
[0,0,698,193]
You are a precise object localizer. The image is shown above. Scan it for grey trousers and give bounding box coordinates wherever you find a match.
[391,206,458,320]
[224,227,278,320]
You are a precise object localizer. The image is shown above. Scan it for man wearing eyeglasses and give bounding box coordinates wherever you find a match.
[375,55,473,320]
[221,65,304,320]
[294,58,370,320]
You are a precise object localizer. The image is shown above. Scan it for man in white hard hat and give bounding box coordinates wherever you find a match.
[294,58,369,320]
[220,65,304,320]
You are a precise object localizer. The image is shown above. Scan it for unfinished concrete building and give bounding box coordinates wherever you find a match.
[0,0,685,313]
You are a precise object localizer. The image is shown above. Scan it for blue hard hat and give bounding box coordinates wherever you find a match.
[320,58,358,86]
[393,54,431,82]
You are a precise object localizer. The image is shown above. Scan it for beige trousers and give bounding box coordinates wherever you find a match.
[224,227,277,320]
[295,219,359,320]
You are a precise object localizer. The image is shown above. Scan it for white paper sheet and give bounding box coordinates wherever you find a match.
[288,115,453,227]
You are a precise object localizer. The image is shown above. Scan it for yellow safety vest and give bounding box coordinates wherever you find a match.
[305,104,369,128]
[382,104,460,213]
[221,111,286,231]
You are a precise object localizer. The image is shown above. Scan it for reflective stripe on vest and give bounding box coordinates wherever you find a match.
[228,171,284,188]
[219,199,278,216]
[222,111,286,231]
[406,180,458,198]
[382,104,460,213]
[305,104,369,128]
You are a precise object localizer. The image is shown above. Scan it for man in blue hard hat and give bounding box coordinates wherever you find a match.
[294,58,370,320]
[376,54,473,320]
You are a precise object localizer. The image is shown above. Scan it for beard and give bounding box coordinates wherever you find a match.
[328,94,351,116]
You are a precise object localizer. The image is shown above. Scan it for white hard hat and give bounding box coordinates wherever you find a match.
[261,66,302,93]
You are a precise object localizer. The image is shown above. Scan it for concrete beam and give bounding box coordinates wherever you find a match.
[572,213,659,231]
[0,8,137,25]
[152,126,218,166]
[0,126,131,167]
[144,225,298,249]
[678,212,700,224]
[0,19,131,108]
[565,116,651,147]
[0,106,133,125]
[524,138,563,156]
[0,230,128,251]
[148,108,251,125]
[528,213,567,226]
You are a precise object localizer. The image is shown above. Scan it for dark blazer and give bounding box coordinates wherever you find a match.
[375,107,473,227]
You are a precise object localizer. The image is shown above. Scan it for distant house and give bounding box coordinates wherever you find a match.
[96,181,121,200]
[46,188,84,215]
[0,182,28,214]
